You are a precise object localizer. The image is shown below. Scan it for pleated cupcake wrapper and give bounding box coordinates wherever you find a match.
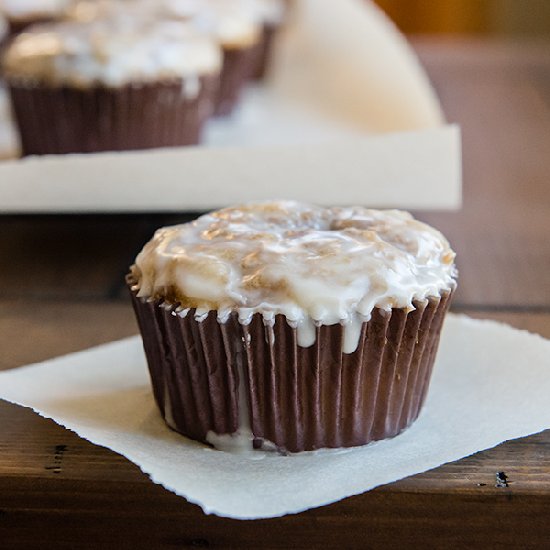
[7,18,57,37]
[215,44,259,116]
[8,75,219,156]
[250,24,279,80]
[129,277,454,453]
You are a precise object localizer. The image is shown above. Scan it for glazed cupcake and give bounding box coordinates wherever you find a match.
[0,0,70,35]
[171,0,263,115]
[128,201,457,453]
[68,0,265,115]
[2,18,222,155]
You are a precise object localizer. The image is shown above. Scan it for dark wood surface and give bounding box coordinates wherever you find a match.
[1,38,550,549]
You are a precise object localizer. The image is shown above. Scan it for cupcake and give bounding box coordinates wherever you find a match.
[2,18,222,155]
[128,201,457,453]
[68,0,263,116]
[166,0,263,115]
[0,0,70,35]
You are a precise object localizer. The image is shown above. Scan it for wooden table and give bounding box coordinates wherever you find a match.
[1,38,549,548]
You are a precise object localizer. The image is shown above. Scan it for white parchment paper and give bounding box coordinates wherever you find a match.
[1,314,549,520]
[0,126,461,212]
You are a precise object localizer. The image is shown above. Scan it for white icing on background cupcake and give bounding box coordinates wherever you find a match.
[0,0,70,22]
[2,18,222,87]
[68,0,271,49]
[131,201,457,353]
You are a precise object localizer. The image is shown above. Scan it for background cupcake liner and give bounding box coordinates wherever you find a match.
[251,24,279,80]
[215,45,259,116]
[8,75,219,155]
[7,18,58,37]
[129,277,454,453]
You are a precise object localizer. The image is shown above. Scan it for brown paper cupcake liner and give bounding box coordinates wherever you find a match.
[215,44,258,116]
[250,24,279,80]
[7,18,58,37]
[8,75,219,156]
[129,276,453,453]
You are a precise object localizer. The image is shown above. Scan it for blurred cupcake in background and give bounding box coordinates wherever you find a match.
[0,0,70,35]
[192,0,262,115]
[2,18,222,155]
[120,0,265,116]
[67,0,289,114]
[162,0,290,83]
[66,0,154,23]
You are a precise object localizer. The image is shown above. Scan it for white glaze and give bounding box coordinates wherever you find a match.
[68,0,263,49]
[342,312,367,355]
[205,341,257,454]
[167,0,286,26]
[153,0,283,44]
[2,19,222,87]
[163,0,287,26]
[0,0,69,21]
[247,0,286,26]
[171,0,262,49]
[132,201,457,354]
[206,429,254,454]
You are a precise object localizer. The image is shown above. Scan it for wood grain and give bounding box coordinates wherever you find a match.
[0,213,197,302]
[0,394,549,549]
[413,39,550,309]
[0,300,136,371]
[0,39,549,548]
